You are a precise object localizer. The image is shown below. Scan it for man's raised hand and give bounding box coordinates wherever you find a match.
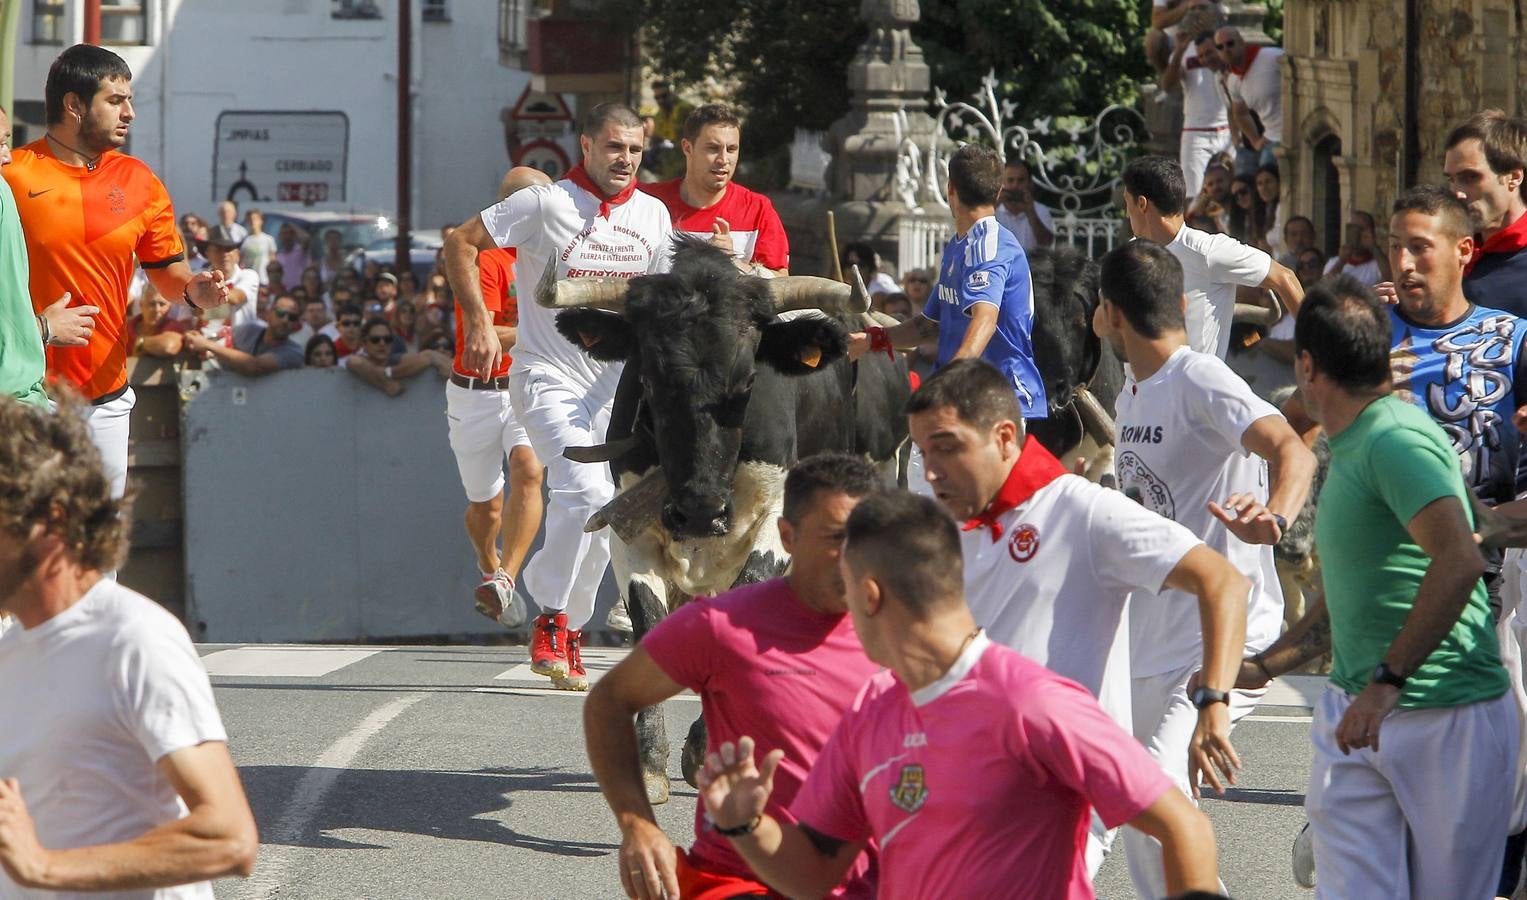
[696,737,784,835]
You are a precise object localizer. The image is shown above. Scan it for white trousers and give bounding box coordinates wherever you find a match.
[81,387,135,501]
[445,382,531,503]
[1306,685,1516,900]
[508,363,618,631]
[1123,662,1264,898]
[1181,127,1233,200]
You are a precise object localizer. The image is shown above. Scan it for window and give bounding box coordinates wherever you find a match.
[498,0,525,63]
[423,0,450,22]
[99,0,147,45]
[30,1,65,45]
[332,0,382,19]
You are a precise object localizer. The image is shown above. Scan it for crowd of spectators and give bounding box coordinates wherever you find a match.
[127,199,461,396]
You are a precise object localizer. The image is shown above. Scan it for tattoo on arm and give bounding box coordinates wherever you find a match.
[1293,616,1331,662]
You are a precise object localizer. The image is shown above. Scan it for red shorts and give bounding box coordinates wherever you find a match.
[675,848,777,900]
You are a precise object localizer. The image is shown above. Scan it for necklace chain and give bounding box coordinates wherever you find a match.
[45,133,103,171]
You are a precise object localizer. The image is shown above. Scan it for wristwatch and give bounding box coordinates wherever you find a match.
[1371,662,1407,690]
[1271,512,1288,534]
[1191,686,1230,710]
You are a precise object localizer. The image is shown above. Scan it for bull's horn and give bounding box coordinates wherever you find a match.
[1233,303,1279,328]
[766,265,871,315]
[585,469,669,544]
[564,435,641,465]
[534,261,631,312]
[1074,386,1116,447]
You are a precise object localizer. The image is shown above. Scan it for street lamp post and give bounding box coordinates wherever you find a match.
[395,0,412,274]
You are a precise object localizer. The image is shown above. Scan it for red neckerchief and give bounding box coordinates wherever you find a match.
[1466,209,1527,276]
[1345,249,1374,266]
[566,163,636,219]
[962,435,1068,543]
[1228,44,1262,77]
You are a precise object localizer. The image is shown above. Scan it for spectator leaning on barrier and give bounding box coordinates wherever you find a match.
[185,292,304,376]
[345,316,451,397]
[329,301,363,358]
[305,333,337,368]
[125,283,186,359]
[0,395,258,895]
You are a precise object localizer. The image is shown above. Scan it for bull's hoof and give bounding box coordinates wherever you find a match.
[680,717,708,790]
[644,770,671,805]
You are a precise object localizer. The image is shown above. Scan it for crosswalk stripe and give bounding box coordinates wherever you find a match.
[201,646,384,677]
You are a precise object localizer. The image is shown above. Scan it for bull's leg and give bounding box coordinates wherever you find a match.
[610,530,674,804]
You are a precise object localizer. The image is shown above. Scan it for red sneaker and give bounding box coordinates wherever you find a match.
[530,613,568,678]
[553,629,589,692]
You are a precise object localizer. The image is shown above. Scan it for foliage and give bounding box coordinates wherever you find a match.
[1263,0,1285,44]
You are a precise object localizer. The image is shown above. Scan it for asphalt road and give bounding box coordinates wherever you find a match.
[204,643,1323,900]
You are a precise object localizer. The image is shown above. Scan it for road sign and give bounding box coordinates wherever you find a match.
[212,111,349,206]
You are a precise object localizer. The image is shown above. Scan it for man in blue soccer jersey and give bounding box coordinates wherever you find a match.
[847,145,1046,418]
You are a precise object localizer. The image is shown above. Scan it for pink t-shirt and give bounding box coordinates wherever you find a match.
[642,578,880,895]
[790,635,1173,900]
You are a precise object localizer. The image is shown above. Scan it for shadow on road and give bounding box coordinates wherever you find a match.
[1216,787,1306,807]
[239,764,617,857]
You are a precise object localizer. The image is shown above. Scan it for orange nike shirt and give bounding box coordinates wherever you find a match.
[3,140,185,400]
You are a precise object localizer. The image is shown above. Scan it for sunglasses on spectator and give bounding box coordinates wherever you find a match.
[1233,189,1251,198]
[366,334,392,344]
[272,309,301,321]
[905,277,930,284]
[339,318,362,327]
[1216,39,1240,49]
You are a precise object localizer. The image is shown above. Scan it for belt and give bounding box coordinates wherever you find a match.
[450,372,511,391]
[1182,126,1230,133]
[90,384,130,406]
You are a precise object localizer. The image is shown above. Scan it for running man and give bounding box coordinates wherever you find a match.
[584,454,880,899]
[695,490,1223,899]
[639,102,788,276]
[1093,240,1316,898]
[906,358,1250,875]
[2,44,227,498]
[449,167,549,630]
[1120,155,1302,360]
[1231,276,1515,899]
[846,145,1045,419]
[444,103,671,690]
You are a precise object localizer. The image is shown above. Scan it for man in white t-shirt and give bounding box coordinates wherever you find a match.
[239,209,278,287]
[201,225,262,330]
[0,396,256,897]
[1094,239,1318,898]
[905,358,1251,875]
[1161,30,1232,199]
[444,103,673,690]
[1122,155,1303,358]
[1322,210,1388,287]
[1217,27,1283,174]
[994,158,1054,253]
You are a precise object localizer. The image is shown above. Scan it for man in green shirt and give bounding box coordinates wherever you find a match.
[0,105,97,407]
[1226,275,1515,898]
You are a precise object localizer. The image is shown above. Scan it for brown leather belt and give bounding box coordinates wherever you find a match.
[450,372,511,391]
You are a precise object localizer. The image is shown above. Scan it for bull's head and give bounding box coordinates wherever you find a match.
[543,237,867,538]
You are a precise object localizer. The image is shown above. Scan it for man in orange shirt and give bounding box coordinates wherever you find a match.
[2,44,226,498]
[448,167,548,628]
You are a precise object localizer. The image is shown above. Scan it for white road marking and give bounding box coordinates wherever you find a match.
[493,647,628,683]
[233,694,424,899]
[473,685,699,702]
[1260,674,1326,709]
[202,646,384,678]
[1242,714,1314,724]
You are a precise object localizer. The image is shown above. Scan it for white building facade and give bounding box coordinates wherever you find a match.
[8,0,569,229]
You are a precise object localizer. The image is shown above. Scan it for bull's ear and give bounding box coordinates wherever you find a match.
[757,315,848,376]
[554,309,635,362]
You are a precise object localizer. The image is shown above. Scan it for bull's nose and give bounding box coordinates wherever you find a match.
[662,498,730,538]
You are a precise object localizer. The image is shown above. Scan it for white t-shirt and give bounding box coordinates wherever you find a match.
[963,458,1201,730]
[226,265,263,330]
[1181,47,1230,131]
[1164,225,1272,359]
[994,203,1055,253]
[480,179,673,387]
[0,581,227,900]
[1226,46,1284,144]
[1323,255,1383,287]
[240,232,278,285]
[1114,347,1284,677]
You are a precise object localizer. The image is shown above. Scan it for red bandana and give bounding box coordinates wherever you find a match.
[1466,209,1527,277]
[566,163,637,219]
[1228,43,1262,77]
[962,436,1069,543]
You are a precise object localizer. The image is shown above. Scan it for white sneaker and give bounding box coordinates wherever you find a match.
[474,570,527,629]
[606,596,633,634]
[1292,819,1316,889]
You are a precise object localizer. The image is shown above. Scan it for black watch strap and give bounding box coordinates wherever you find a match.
[715,815,761,837]
[1271,512,1288,533]
[1372,662,1407,689]
[1191,686,1230,710]
[182,284,202,311]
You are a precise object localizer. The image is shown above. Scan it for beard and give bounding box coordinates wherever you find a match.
[79,114,126,154]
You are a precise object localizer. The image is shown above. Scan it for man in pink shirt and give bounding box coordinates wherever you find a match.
[696,491,1223,899]
[585,454,884,900]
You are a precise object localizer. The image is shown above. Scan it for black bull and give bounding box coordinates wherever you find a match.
[547,238,909,801]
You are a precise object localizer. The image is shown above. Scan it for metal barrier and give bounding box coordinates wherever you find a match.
[896,211,1128,273]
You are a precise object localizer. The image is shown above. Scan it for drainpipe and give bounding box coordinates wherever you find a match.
[1402,0,1421,188]
[84,0,101,45]
[395,0,412,267]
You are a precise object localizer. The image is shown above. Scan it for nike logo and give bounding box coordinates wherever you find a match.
[27,189,51,199]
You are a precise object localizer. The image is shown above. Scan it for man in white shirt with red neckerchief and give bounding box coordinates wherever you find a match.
[1122,155,1304,360]
[905,357,1251,877]
[1161,29,1232,199]
[639,102,788,278]
[1095,239,1318,898]
[445,103,673,691]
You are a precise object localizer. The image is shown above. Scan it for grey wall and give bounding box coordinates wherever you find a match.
[183,367,616,643]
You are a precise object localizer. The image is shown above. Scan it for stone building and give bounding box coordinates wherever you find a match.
[1281,0,1525,254]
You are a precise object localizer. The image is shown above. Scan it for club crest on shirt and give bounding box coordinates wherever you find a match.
[890,764,928,813]
[1008,524,1041,563]
[1115,450,1175,519]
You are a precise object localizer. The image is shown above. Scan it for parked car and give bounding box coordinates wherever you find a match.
[258,209,396,257]
[349,229,443,283]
